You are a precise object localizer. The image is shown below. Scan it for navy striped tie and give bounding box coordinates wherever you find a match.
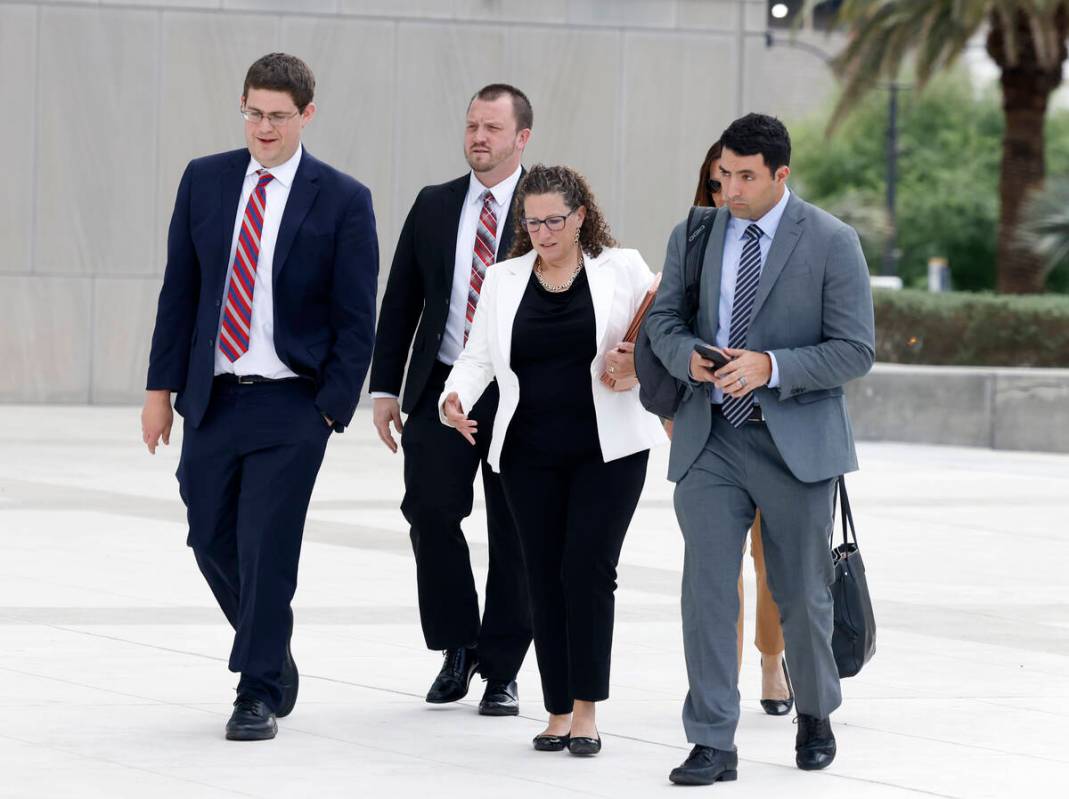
[722,223,764,427]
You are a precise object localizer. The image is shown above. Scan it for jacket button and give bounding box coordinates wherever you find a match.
[208,338,214,347]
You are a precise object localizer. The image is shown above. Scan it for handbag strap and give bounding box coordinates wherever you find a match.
[834,475,858,548]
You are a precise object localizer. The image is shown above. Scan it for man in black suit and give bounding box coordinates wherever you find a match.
[140,53,378,741]
[370,84,533,715]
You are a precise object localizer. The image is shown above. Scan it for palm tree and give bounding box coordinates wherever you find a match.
[825,0,1068,293]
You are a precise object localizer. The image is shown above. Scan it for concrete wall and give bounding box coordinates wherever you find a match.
[847,364,1069,454]
[0,0,840,403]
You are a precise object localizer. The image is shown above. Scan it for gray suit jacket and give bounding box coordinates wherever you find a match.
[646,193,875,484]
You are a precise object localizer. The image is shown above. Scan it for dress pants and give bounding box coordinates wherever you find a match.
[674,414,841,750]
[736,512,786,667]
[399,360,532,681]
[500,444,649,715]
[176,377,331,711]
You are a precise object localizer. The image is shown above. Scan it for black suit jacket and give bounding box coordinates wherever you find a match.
[146,147,379,431]
[370,171,521,413]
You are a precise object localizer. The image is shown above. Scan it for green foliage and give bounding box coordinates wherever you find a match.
[790,72,1069,292]
[1018,175,1069,293]
[873,289,1069,366]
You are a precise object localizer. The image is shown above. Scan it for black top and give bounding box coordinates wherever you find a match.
[506,268,600,458]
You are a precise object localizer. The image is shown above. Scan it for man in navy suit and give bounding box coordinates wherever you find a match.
[140,53,378,741]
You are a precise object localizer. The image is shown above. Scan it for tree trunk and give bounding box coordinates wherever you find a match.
[987,8,1067,293]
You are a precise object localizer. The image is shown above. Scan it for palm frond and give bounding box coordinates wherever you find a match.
[1018,177,1069,275]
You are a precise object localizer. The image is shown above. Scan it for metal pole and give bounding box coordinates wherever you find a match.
[883,83,899,276]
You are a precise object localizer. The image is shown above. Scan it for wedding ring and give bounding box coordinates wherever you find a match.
[608,366,616,374]
[739,376,748,387]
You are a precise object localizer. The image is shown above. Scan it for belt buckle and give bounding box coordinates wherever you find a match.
[236,374,257,385]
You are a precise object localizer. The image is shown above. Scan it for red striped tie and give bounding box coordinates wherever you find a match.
[219,170,274,362]
[465,189,498,343]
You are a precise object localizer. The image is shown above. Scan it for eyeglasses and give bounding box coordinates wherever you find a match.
[706,178,722,195]
[240,107,301,127]
[521,208,577,233]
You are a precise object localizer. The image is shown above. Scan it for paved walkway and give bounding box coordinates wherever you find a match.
[1,405,1067,797]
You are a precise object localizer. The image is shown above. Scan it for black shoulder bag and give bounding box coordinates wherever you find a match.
[831,476,877,678]
[635,205,718,419]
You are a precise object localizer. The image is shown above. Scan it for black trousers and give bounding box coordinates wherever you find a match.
[499,444,649,715]
[177,378,331,711]
[399,360,532,681]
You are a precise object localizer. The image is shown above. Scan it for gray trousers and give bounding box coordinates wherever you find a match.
[675,414,842,750]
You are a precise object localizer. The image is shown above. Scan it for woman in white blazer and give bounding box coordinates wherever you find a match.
[441,165,667,757]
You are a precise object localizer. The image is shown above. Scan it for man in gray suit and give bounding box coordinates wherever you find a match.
[646,114,875,785]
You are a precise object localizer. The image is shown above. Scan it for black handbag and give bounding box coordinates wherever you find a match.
[635,205,718,419]
[831,476,876,678]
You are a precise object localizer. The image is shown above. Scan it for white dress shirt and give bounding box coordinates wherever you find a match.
[710,186,790,404]
[213,143,303,379]
[371,164,522,401]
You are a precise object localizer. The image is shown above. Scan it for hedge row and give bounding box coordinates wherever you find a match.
[872,289,1069,367]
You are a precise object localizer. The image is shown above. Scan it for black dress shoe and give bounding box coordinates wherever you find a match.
[567,735,602,756]
[668,745,739,785]
[532,733,570,752]
[426,647,479,704]
[759,656,794,717]
[225,696,277,741]
[478,679,519,716]
[276,640,298,718]
[795,713,836,770]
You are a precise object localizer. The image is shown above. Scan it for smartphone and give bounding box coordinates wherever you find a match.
[693,343,731,370]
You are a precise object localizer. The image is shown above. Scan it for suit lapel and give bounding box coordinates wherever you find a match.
[496,251,535,364]
[496,166,524,260]
[273,151,320,283]
[701,208,730,339]
[442,175,468,286]
[217,152,248,287]
[751,194,804,321]
[585,250,616,352]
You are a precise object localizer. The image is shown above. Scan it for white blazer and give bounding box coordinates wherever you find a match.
[439,247,669,473]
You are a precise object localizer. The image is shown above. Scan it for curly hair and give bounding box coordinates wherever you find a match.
[507,164,617,259]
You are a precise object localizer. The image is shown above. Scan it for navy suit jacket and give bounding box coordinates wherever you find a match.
[146,147,378,431]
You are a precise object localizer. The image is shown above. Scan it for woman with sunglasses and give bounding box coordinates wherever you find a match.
[691,139,794,717]
[440,164,667,757]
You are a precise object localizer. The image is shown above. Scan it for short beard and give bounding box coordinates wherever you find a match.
[466,141,516,174]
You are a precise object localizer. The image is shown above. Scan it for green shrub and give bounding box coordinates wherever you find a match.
[873,289,1069,367]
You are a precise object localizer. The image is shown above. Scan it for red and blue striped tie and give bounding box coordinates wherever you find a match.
[465,189,497,343]
[219,170,274,362]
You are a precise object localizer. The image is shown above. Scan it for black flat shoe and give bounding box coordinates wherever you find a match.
[795,714,836,770]
[532,733,570,752]
[479,679,519,716]
[759,656,794,717]
[668,745,738,785]
[225,696,277,741]
[567,735,602,756]
[426,647,479,704]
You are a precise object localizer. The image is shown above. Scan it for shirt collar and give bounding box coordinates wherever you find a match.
[468,163,523,208]
[247,142,303,189]
[728,186,791,242]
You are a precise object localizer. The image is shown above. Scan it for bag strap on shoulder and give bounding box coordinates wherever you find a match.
[683,206,718,321]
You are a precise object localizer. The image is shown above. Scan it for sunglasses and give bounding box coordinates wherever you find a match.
[706,178,722,195]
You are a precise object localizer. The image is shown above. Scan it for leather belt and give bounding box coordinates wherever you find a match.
[215,374,306,385]
[710,402,765,423]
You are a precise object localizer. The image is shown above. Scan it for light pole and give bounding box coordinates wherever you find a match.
[763,31,906,277]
